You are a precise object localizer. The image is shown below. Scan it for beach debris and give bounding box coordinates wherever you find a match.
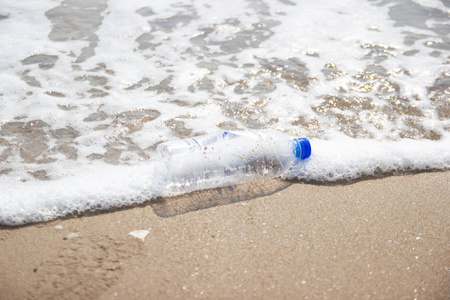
[65,232,80,239]
[128,230,150,242]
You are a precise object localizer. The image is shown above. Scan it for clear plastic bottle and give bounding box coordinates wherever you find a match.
[156,129,311,194]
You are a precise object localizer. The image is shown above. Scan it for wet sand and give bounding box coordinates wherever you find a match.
[0,171,449,299]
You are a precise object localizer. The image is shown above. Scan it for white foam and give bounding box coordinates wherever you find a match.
[0,162,167,226]
[0,0,449,225]
[1,137,449,226]
[285,136,450,181]
[411,0,450,12]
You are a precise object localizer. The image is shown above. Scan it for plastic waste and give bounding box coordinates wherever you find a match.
[156,129,311,194]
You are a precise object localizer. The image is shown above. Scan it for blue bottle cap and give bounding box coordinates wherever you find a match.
[292,138,311,160]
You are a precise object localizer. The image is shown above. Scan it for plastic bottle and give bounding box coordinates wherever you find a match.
[156,129,311,194]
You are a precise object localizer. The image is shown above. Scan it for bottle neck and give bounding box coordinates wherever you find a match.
[291,138,311,160]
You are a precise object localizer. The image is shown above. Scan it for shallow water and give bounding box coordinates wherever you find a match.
[0,0,449,225]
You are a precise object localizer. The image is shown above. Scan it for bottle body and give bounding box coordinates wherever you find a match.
[157,129,308,194]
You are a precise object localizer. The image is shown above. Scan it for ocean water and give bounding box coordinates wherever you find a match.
[0,0,449,225]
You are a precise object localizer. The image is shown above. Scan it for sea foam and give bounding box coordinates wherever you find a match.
[1,137,449,226]
[0,0,449,225]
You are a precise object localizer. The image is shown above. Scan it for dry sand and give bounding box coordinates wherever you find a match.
[0,171,449,299]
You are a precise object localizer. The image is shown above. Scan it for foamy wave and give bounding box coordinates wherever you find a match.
[0,0,449,225]
[286,137,450,182]
[1,137,449,226]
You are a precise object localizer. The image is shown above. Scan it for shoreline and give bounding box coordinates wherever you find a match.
[1,171,449,299]
[1,169,446,229]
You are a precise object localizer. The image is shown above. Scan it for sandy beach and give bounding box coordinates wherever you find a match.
[1,171,449,299]
[1,0,449,299]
